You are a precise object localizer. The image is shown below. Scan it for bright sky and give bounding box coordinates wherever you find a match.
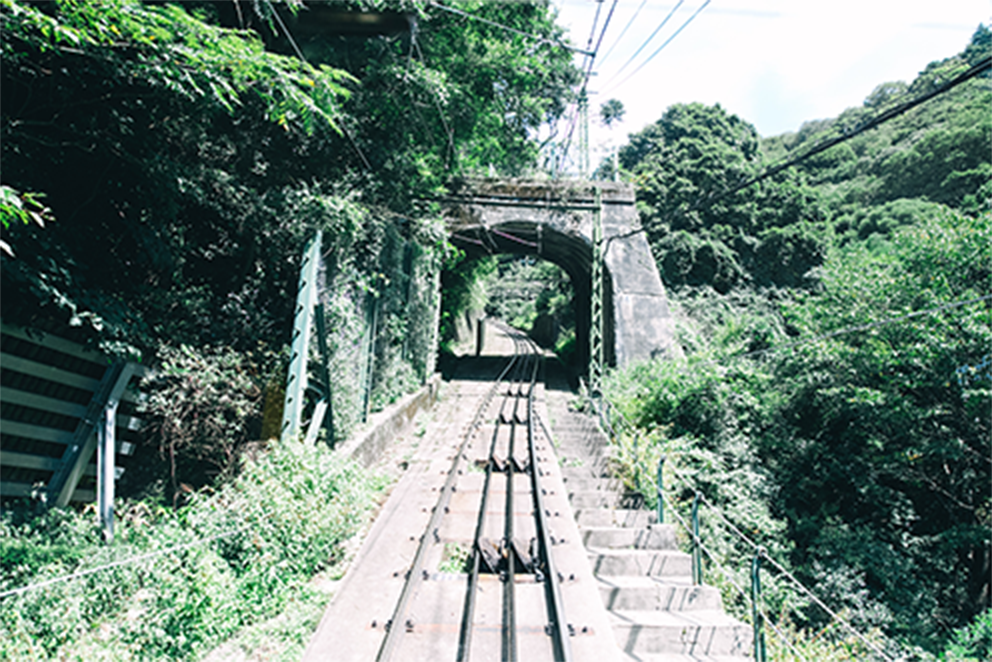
[551,0,988,157]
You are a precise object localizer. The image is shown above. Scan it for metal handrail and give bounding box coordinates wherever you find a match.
[583,386,899,662]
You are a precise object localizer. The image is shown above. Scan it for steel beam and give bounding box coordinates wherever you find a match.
[48,360,136,508]
[281,231,323,442]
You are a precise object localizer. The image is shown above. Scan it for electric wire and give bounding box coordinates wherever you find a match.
[264,0,373,172]
[555,0,619,177]
[585,0,620,79]
[580,0,606,74]
[601,0,683,86]
[596,0,650,68]
[413,37,457,170]
[608,55,992,244]
[428,1,591,55]
[602,0,711,94]
[266,0,306,62]
[0,527,247,600]
[706,55,992,208]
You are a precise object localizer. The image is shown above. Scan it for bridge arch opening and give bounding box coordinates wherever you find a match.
[446,220,616,370]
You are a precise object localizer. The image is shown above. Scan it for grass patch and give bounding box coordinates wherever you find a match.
[1,440,385,660]
[438,542,470,574]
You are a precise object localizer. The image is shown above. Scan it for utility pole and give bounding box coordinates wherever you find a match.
[589,187,604,397]
[578,90,590,178]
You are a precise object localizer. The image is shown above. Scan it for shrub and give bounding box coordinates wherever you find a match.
[0,439,384,660]
[131,344,275,503]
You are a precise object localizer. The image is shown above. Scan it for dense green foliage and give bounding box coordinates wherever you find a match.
[484,256,575,354]
[0,0,576,480]
[605,26,991,656]
[0,1,579,655]
[1,440,384,659]
[619,102,826,293]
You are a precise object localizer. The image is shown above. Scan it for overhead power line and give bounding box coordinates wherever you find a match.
[603,0,684,86]
[718,55,992,204]
[555,0,620,177]
[584,0,620,80]
[596,0,650,68]
[412,37,457,170]
[428,1,591,55]
[603,0,711,94]
[609,55,992,244]
[264,0,373,172]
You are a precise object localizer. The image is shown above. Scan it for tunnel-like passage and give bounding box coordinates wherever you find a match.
[442,179,679,368]
[448,220,614,368]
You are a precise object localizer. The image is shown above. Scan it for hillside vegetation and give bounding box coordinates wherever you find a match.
[0,1,578,657]
[604,26,991,658]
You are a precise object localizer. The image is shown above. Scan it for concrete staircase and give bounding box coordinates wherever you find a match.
[548,384,752,661]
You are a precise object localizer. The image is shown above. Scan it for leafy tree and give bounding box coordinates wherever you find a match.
[764,209,991,646]
[619,102,826,290]
[599,98,625,127]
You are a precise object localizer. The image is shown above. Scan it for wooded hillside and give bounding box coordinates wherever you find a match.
[605,25,990,658]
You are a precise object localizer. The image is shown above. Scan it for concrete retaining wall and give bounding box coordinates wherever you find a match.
[338,373,442,468]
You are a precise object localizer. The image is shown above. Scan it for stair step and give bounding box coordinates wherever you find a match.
[588,548,692,577]
[618,653,752,662]
[562,475,618,492]
[570,490,622,509]
[582,524,677,550]
[608,609,752,657]
[575,508,654,528]
[598,576,724,611]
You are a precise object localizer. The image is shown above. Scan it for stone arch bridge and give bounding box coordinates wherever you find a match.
[441,179,678,368]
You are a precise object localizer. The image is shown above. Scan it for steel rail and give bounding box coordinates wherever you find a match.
[380,322,567,661]
[376,345,523,662]
[458,333,529,661]
[456,392,505,658]
[524,343,573,662]
[501,338,539,661]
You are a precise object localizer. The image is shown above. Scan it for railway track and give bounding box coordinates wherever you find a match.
[304,322,619,662]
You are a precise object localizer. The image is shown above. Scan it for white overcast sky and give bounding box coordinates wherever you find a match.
[550,0,988,154]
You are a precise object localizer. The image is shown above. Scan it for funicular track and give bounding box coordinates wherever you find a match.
[375,324,570,662]
[304,322,619,662]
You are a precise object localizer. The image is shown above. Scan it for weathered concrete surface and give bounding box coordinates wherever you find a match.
[338,372,442,468]
[443,179,679,367]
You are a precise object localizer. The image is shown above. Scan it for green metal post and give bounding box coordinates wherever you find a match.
[578,90,589,177]
[656,455,665,525]
[361,292,379,424]
[589,187,604,397]
[314,302,334,447]
[751,550,767,662]
[282,231,322,443]
[691,492,702,585]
